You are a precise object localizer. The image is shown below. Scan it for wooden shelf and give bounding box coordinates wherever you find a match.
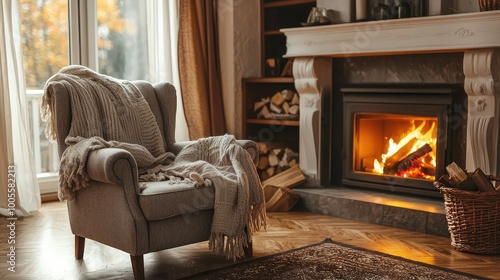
[244,77,294,83]
[242,1,313,182]
[247,118,299,126]
[264,30,284,36]
[263,0,315,8]
[262,0,315,71]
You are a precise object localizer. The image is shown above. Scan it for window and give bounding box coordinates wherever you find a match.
[20,0,69,192]
[97,0,149,80]
[21,0,69,89]
[20,0,186,194]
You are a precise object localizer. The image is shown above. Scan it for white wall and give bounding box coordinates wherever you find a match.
[218,0,261,138]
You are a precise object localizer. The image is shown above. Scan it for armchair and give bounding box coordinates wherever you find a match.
[45,79,259,280]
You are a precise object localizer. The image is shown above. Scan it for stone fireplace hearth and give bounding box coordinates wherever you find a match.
[280,11,500,235]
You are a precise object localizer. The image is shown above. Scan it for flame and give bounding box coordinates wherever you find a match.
[373,120,436,180]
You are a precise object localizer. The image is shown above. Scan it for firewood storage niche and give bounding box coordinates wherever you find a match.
[342,86,457,198]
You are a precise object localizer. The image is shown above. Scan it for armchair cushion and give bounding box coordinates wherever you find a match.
[140,135,266,260]
[139,182,215,221]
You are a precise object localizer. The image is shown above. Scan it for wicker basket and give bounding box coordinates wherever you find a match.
[479,0,500,11]
[436,184,500,254]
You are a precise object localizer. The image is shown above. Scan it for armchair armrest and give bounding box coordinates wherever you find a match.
[236,140,259,165]
[169,139,259,165]
[168,141,193,155]
[70,147,148,256]
[86,148,140,193]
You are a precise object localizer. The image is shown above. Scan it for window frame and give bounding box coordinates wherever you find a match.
[33,0,185,194]
[30,0,99,194]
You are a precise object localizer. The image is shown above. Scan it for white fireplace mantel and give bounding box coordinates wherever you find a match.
[282,11,500,58]
[282,11,500,183]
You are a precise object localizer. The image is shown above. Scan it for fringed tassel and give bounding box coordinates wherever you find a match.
[249,202,267,232]
[209,232,225,256]
[209,231,249,262]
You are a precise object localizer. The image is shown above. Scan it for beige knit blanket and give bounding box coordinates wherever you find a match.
[141,134,266,260]
[41,65,175,200]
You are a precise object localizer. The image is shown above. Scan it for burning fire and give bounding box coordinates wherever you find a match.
[373,121,436,180]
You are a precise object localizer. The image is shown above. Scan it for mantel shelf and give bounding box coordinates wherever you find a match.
[281,11,500,58]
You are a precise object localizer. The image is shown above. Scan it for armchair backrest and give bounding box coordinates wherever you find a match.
[45,80,178,157]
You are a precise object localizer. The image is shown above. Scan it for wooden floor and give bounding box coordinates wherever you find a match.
[1,201,499,280]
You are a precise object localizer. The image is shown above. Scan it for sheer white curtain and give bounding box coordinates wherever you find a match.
[0,0,41,217]
[146,0,189,142]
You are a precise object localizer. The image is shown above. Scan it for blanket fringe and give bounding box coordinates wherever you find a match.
[253,204,267,231]
[207,202,267,262]
[209,231,249,262]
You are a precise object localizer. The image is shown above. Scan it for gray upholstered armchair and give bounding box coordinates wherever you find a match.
[45,80,258,280]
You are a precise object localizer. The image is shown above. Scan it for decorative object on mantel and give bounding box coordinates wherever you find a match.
[356,0,368,20]
[317,0,356,23]
[301,7,334,26]
[434,162,500,255]
[367,0,427,21]
[427,0,453,16]
[479,0,500,11]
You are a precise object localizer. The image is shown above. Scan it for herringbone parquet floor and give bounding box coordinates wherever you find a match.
[1,201,499,280]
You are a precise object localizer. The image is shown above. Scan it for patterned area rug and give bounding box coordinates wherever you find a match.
[185,238,486,280]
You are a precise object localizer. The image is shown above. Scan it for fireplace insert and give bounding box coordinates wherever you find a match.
[342,86,458,198]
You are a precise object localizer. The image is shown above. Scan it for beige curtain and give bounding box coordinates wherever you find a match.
[0,0,41,217]
[146,0,190,142]
[178,0,226,140]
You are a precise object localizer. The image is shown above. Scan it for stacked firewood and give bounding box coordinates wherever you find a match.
[254,89,299,119]
[257,142,299,181]
[262,165,306,212]
[435,162,500,192]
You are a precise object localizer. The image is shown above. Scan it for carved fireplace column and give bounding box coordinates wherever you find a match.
[293,57,331,184]
[464,48,500,175]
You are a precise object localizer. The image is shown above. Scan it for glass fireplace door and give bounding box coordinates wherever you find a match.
[342,87,453,197]
[355,114,437,180]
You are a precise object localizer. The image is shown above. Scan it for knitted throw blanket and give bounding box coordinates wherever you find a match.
[141,134,266,260]
[41,65,175,200]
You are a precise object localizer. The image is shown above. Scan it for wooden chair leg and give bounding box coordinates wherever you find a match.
[130,255,145,280]
[244,241,253,257]
[75,235,85,259]
[244,226,253,257]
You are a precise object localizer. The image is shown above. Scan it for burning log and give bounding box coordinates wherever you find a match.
[383,138,418,170]
[420,161,436,177]
[397,143,433,171]
[383,143,432,175]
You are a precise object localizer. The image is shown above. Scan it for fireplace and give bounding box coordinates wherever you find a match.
[342,86,458,198]
[282,11,500,198]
